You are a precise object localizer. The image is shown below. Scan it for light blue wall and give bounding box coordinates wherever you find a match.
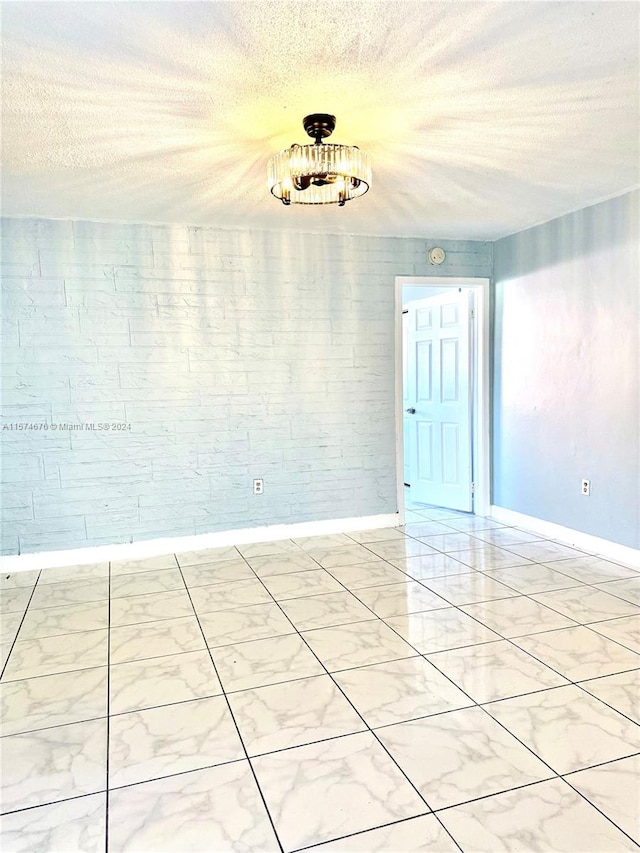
[493,191,639,548]
[0,218,491,554]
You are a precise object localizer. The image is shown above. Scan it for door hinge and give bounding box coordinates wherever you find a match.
[470,309,475,319]
[470,482,475,493]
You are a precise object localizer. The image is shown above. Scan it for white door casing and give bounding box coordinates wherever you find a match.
[402,311,411,486]
[405,291,473,511]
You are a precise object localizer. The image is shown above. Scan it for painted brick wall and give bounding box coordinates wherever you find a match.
[0,217,492,555]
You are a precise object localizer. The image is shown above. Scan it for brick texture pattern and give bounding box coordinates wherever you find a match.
[1,218,492,554]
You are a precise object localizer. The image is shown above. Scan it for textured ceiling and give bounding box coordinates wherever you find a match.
[2,1,638,239]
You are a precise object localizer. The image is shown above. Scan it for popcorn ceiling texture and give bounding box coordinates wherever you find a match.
[0,216,491,555]
[2,1,638,239]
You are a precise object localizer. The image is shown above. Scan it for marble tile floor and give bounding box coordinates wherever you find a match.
[1,507,639,852]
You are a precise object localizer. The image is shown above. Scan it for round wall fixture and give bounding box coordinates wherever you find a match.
[428,247,446,265]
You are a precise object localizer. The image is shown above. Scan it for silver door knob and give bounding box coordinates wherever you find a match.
[406,407,416,414]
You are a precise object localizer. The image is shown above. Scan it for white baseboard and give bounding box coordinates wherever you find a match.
[490,505,640,569]
[0,513,401,573]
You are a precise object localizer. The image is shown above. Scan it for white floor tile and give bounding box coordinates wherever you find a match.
[579,669,640,723]
[472,528,544,547]
[544,557,639,585]
[353,582,449,618]
[18,600,109,639]
[420,573,520,606]
[514,626,640,681]
[199,602,295,647]
[109,695,243,788]
[109,650,221,715]
[174,546,241,567]
[426,640,567,703]
[29,580,109,610]
[532,586,640,623]
[402,521,460,538]
[306,544,385,569]
[302,620,418,672]
[385,607,501,654]
[486,685,640,773]
[190,578,273,615]
[333,657,472,727]
[0,570,40,590]
[0,792,106,853]
[438,778,636,852]
[568,755,640,842]
[461,596,577,638]
[303,814,458,852]
[1,719,106,813]
[211,634,324,692]
[110,590,193,627]
[110,569,184,600]
[452,547,533,571]
[229,674,365,755]
[110,554,178,575]
[365,540,439,561]
[414,532,482,553]
[252,732,427,851]
[37,563,109,586]
[278,591,373,631]
[108,761,280,852]
[327,561,408,589]
[180,559,255,588]
[346,527,409,544]
[236,539,302,559]
[0,667,107,736]
[2,630,108,681]
[294,534,355,551]
[110,617,204,665]
[596,577,640,607]
[506,541,587,562]
[244,551,320,577]
[391,553,476,581]
[589,615,640,653]
[5,523,638,852]
[377,706,552,809]
[261,568,344,600]
[482,563,582,594]
[441,518,507,533]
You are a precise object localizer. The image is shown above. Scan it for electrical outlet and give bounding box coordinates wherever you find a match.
[253,479,264,495]
[581,479,590,496]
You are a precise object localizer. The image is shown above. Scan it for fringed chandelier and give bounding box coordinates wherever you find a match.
[267,113,371,207]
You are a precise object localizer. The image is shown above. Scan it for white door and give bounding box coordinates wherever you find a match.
[405,291,473,511]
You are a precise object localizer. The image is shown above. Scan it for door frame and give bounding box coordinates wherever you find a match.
[395,276,491,521]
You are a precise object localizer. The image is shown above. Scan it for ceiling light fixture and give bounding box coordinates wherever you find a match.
[267,113,371,207]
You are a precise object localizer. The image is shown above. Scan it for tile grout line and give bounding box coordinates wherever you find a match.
[364,541,640,722]
[558,774,640,850]
[3,658,638,746]
[4,562,638,703]
[104,560,111,853]
[2,533,638,844]
[173,556,286,853]
[287,539,640,844]
[289,812,459,853]
[232,548,465,852]
[0,570,43,681]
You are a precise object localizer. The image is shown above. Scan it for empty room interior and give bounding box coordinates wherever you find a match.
[1,1,639,851]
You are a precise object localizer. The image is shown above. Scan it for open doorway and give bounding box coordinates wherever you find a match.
[395,277,491,523]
